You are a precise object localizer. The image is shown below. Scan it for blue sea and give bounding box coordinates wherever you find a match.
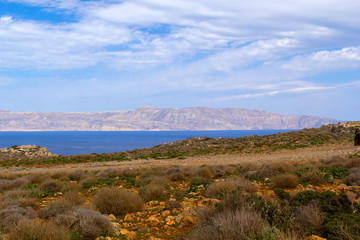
[0,130,294,156]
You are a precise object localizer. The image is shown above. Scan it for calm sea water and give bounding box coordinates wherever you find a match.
[0,130,294,156]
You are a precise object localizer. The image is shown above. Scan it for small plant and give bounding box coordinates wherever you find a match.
[8,218,71,240]
[139,183,168,202]
[273,188,291,201]
[93,187,143,214]
[271,174,299,189]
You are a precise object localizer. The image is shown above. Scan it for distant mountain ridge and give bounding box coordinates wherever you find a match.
[0,106,338,131]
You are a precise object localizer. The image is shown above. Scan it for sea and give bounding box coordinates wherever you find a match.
[0,130,295,156]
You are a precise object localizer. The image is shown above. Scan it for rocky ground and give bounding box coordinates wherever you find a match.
[0,124,360,240]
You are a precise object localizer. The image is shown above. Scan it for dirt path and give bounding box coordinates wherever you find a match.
[5,142,359,174]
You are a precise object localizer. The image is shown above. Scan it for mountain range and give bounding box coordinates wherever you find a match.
[0,106,338,131]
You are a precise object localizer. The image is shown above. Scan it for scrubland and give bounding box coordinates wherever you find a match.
[0,124,360,240]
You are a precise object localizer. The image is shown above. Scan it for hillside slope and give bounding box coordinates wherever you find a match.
[0,106,338,131]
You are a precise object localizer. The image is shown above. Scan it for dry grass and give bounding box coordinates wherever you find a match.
[8,218,71,240]
[294,202,323,235]
[192,166,212,179]
[54,208,114,240]
[271,174,299,189]
[0,177,30,191]
[185,209,270,240]
[139,183,168,202]
[0,189,38,209]
[93,187,143,214]
[300,172,325,186]
[166,167,185,181]
[344,168,360,186]
[0,206,36,232]
[206,178,257,199]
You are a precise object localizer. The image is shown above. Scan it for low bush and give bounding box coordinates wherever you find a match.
[0,206,36,232]
[343,168,360,186]
[192,166,212,179]
[273,188,291,201]
[300,172,325,186]
[40,181,62,194]
[0,189,38,209]
[93,187,143,214]
[294,202,323,236]
[185,209,282,240]
[139,183,168,202]
[8,218,71,240]
[271,174,299,189]
[323,213,360,240]
[55,208,114,240]
[189,177,212,192]
[206,178,257,199]
[166,167,185,181]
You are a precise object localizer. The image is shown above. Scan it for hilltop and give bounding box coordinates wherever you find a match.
[0,106,338,131]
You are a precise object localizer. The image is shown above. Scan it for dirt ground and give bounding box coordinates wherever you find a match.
[4,142,359,175]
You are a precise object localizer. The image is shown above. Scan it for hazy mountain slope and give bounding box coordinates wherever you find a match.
[0,106,338,131]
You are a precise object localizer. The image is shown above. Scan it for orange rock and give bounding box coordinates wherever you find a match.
[124,214,134,222]
[309,235,326,240]
[182,216,197,225]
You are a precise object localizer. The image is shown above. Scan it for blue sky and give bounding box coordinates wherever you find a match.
[1,0,360,120]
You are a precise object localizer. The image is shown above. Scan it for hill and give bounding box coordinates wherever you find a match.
[0,106,338,131]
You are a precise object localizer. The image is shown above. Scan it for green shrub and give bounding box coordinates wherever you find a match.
[273,188,291,201]
[323,213,360,240]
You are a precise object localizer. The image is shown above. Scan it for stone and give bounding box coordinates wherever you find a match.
[182,216,197,225]
[120,229,130,235]
[198,198,221,207]
[108,214,116,221]
[147,215,161,227]
[162,210,171,217]
[126,231,137,240]
[124,214,134,222]
[310,235,327,240]
[165,216,175,225]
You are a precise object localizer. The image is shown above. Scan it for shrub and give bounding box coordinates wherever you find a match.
[8,218,71,240]
[185,209,280,240]
[323,213,360,240]
[271,174,299,189]
[343,168,360,186]
[248,195,294,231]
[294,202,323,236]
[291,190,321,207]
[193,166,212,179]
[189,177,212,192]
[0,189,38,209]
[93,187,143,214]
[0,177,30,191]
[40,181,62,194]
[273,188,291,201]
[55,208,114,240]
[0,206,36,232]
[164,200,182,211]
[300,172,325,186]
[166,167,185,181]
[206,178,257,199]
[68,170,85,181]
[139,183,168,202]
[28,174,50,184]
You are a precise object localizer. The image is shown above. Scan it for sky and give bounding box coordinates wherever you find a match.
[0,0,360,121]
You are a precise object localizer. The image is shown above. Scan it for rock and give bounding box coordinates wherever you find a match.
[182,216,197,225]
[147,215,161,227]
[198,198,221,207]
[309,235,326,240]
[162,210,171,217]
[165,216,175,226]
[124,214,134,222]
[108,214,116,221]
[120,229,130,235]
[126,231,137,240]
